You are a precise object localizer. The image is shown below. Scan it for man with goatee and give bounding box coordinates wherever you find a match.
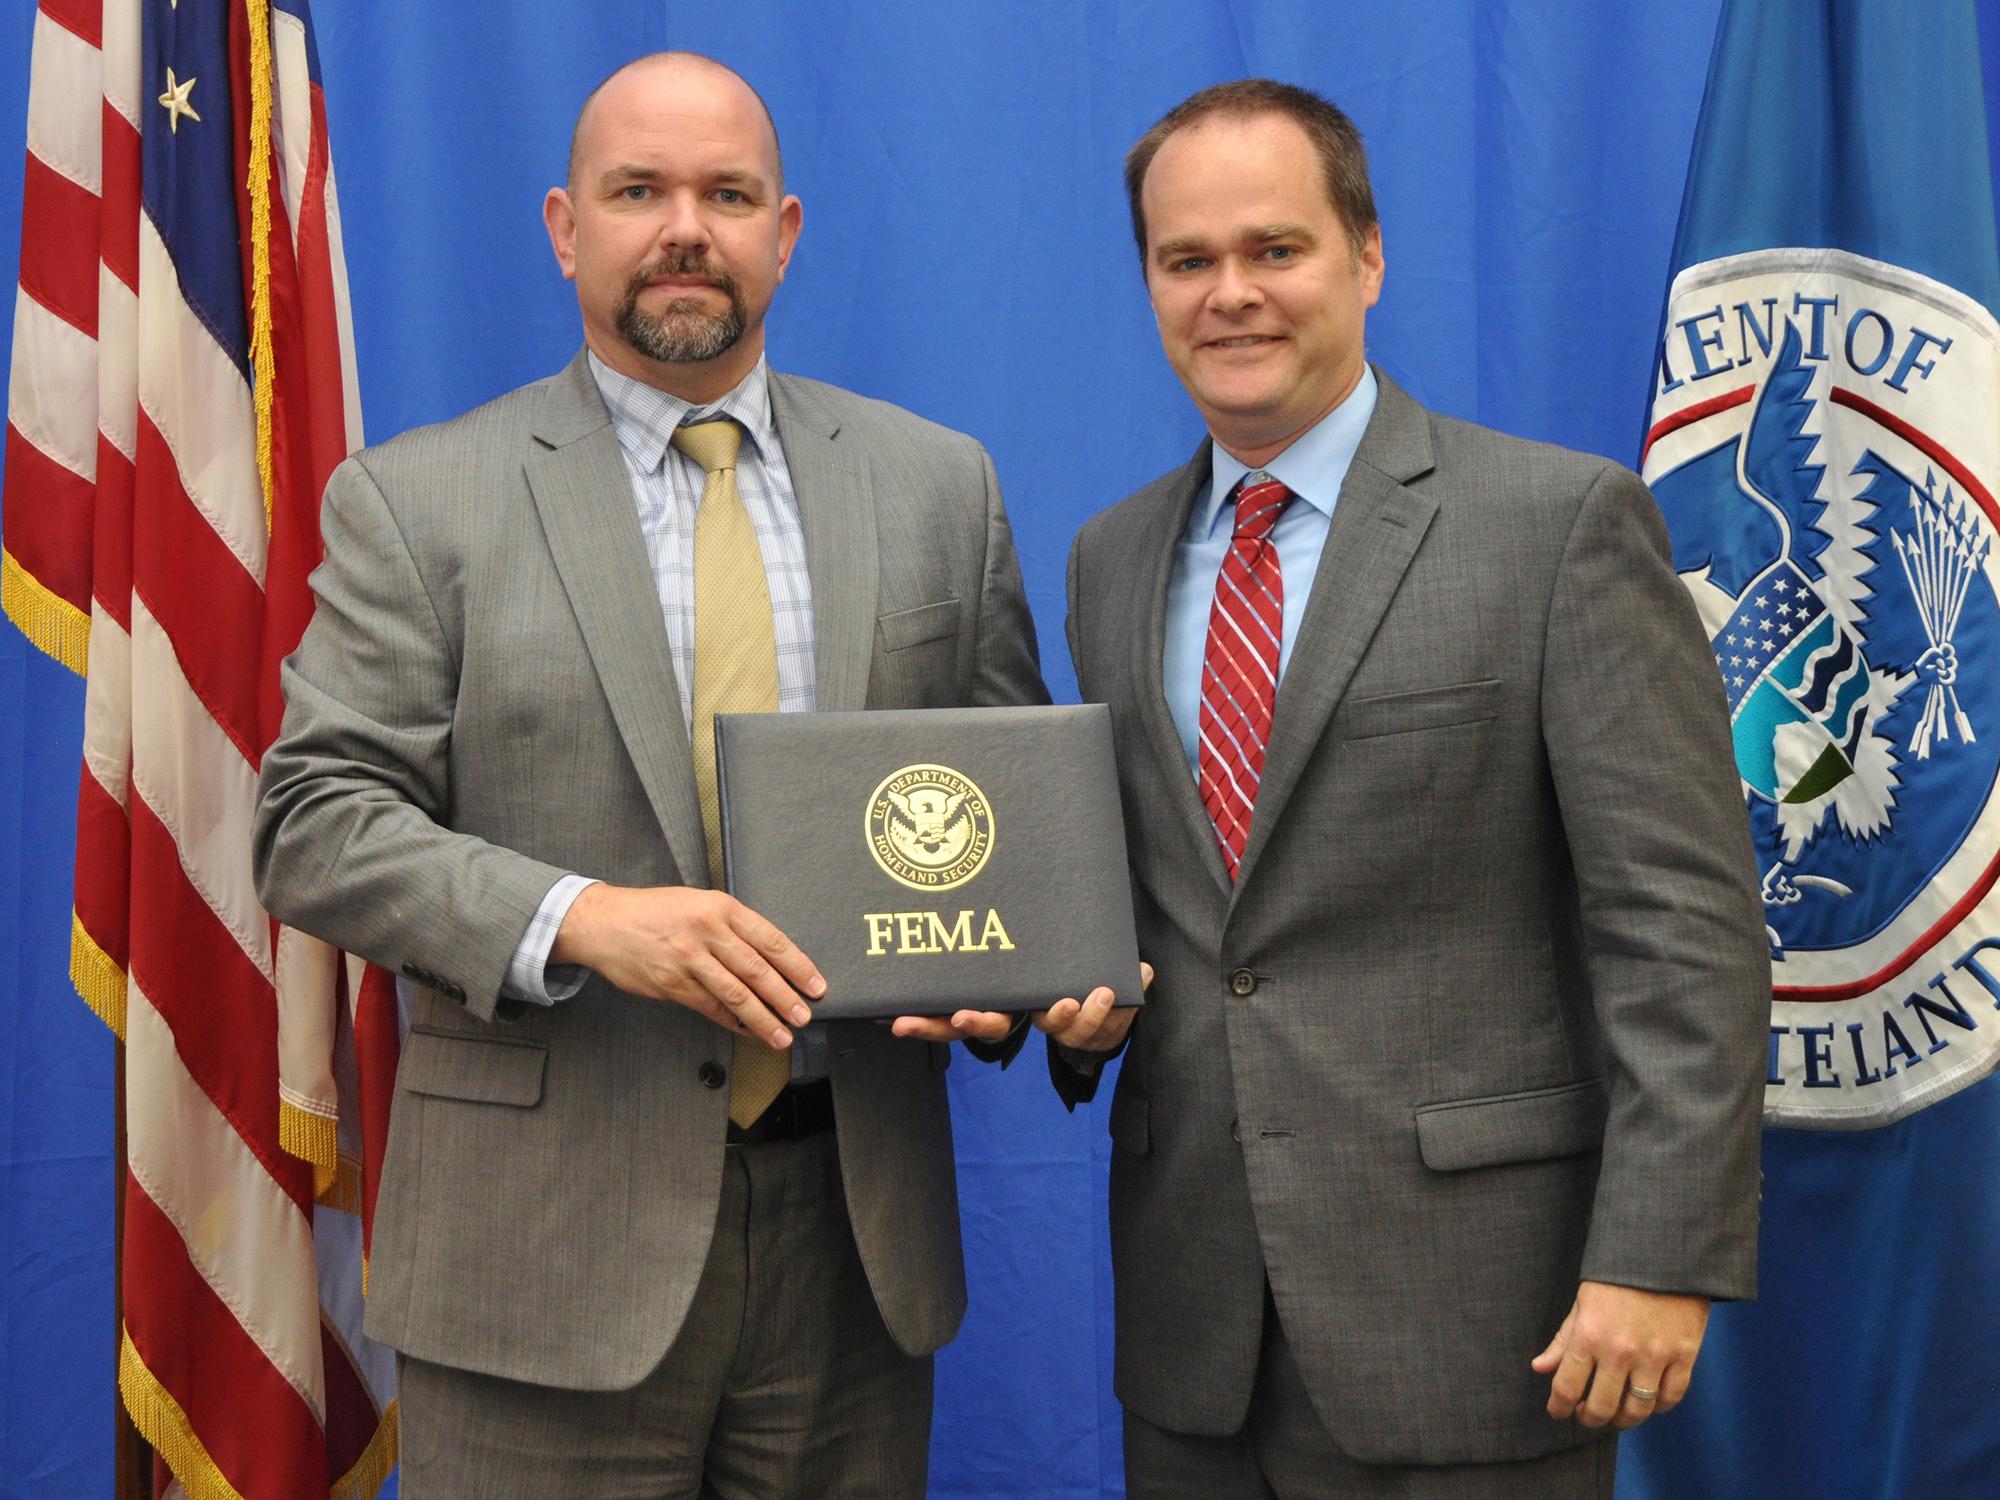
[256,51,1045,1498]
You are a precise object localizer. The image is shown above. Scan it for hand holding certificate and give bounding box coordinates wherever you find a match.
[889,960,1152,1047]
[549,882,825,1050]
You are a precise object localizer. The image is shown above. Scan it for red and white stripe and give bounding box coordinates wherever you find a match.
[1198,475,1292,880]
[3,2,397,1495]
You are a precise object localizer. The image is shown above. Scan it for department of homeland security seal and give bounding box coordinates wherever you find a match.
[1645,248,2000,1128]
[866,764,995,891]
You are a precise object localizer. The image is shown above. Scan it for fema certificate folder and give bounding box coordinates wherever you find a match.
[714,705,1145,1020]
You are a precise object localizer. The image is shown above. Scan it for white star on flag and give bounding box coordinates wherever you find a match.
[158,66,200,132]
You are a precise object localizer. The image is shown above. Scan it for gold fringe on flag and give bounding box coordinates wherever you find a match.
[1,549,89,676]
[71,911,127,1041]
[330,1399,398,1500]
[244,0,278,532]
[278,1099,340,1201]
[124,1325,400,1500]
[119,1327,249,1500]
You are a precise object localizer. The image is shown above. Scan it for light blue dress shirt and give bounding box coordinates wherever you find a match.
[1162,366,1379,770]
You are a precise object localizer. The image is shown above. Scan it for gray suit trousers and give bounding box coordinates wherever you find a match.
[397,1133,931,1500]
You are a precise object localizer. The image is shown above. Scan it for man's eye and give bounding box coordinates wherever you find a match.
[1262,246,1294,261]
[1171,257,1209,273]
[620,185,651,201]
[714,188,744,204]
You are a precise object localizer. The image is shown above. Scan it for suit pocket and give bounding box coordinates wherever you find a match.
[1337,677,1502,740]
[1109,1085,1151,1156]
[1412,1078,1604,1172]
[400,1026,548,1107]
[877,598,962,652]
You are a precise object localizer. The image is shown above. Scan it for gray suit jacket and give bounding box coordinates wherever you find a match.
[1057,371,1767,1465]
[254,351,1046,1388]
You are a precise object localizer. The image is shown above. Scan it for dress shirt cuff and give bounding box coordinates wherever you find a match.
[1047,1032,1119,1110]
[502,874,598,1005]
[963,1014,1032,1068]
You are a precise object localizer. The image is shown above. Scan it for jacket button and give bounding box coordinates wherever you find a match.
[1229,967,1257,997]
[697,1061,726,1090]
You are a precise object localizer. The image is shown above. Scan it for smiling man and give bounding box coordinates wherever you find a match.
[1046,80,1770,1498]
[254,51,1045,1498]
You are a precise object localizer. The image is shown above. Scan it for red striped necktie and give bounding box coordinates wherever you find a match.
[1198,473,1295,881]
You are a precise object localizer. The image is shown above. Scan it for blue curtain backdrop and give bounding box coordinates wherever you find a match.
[4,3,1999,1497]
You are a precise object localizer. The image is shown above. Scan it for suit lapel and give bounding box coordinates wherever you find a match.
[525,352,710,884]
[1130,445,1236,898]
[771,374,879,712]
[1233,373,1439,892]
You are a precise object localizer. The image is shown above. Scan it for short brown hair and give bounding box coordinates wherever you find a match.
[1124,79,1377,263]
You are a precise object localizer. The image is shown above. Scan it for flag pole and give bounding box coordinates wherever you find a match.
[113,1044,149,1500]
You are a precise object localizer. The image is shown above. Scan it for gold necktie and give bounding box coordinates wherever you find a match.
[673,418,790,1128]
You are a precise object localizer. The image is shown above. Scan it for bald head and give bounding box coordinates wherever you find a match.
[544,47,802,401]
[567,52,783,193]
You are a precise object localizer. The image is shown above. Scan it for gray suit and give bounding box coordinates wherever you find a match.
[1057,371,1767,1468]
[254,350,1045,1389]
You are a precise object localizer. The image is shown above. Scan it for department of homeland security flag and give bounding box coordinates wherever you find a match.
[2,0,400,1494]
[1627,2,2000,1496]
[1643,0,2000,1129]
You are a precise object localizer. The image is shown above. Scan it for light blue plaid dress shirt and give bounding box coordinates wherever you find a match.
[498,353,828,1078]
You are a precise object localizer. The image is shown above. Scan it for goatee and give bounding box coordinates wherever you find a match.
[616,254,747,364]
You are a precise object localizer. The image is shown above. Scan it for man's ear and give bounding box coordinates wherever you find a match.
[544,187,578,280]
[774,193,803,283]
[1358,223,1385,308]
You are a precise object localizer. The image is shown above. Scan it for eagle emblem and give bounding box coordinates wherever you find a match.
[1646,254,2000,1013]
[1642,246,2000,1128]
[866,764,995,890]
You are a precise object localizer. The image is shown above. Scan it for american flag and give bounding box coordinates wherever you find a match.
[2,0,399,1494]
[1714,564,1830,708]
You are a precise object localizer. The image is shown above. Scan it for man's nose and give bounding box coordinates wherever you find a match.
[652,190,710,251]
[1207,259,1261,314]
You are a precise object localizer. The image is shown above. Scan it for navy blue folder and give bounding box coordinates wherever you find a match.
[715,704,1144,1019]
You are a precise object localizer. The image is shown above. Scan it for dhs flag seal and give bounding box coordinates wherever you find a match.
[1628,5,2000,1499]
[1645,250,2000,1128]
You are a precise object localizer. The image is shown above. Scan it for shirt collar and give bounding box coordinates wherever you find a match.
[1197,364,1380,537]
[586,350,779,474]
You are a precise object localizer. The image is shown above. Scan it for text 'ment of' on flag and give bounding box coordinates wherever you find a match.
[1628,2,2000,1498]
[3,0,405,1496]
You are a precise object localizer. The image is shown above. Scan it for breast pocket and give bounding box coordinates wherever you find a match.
[870,599,964,707]
[1336,677,1503,740]
[877,598,962,652]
